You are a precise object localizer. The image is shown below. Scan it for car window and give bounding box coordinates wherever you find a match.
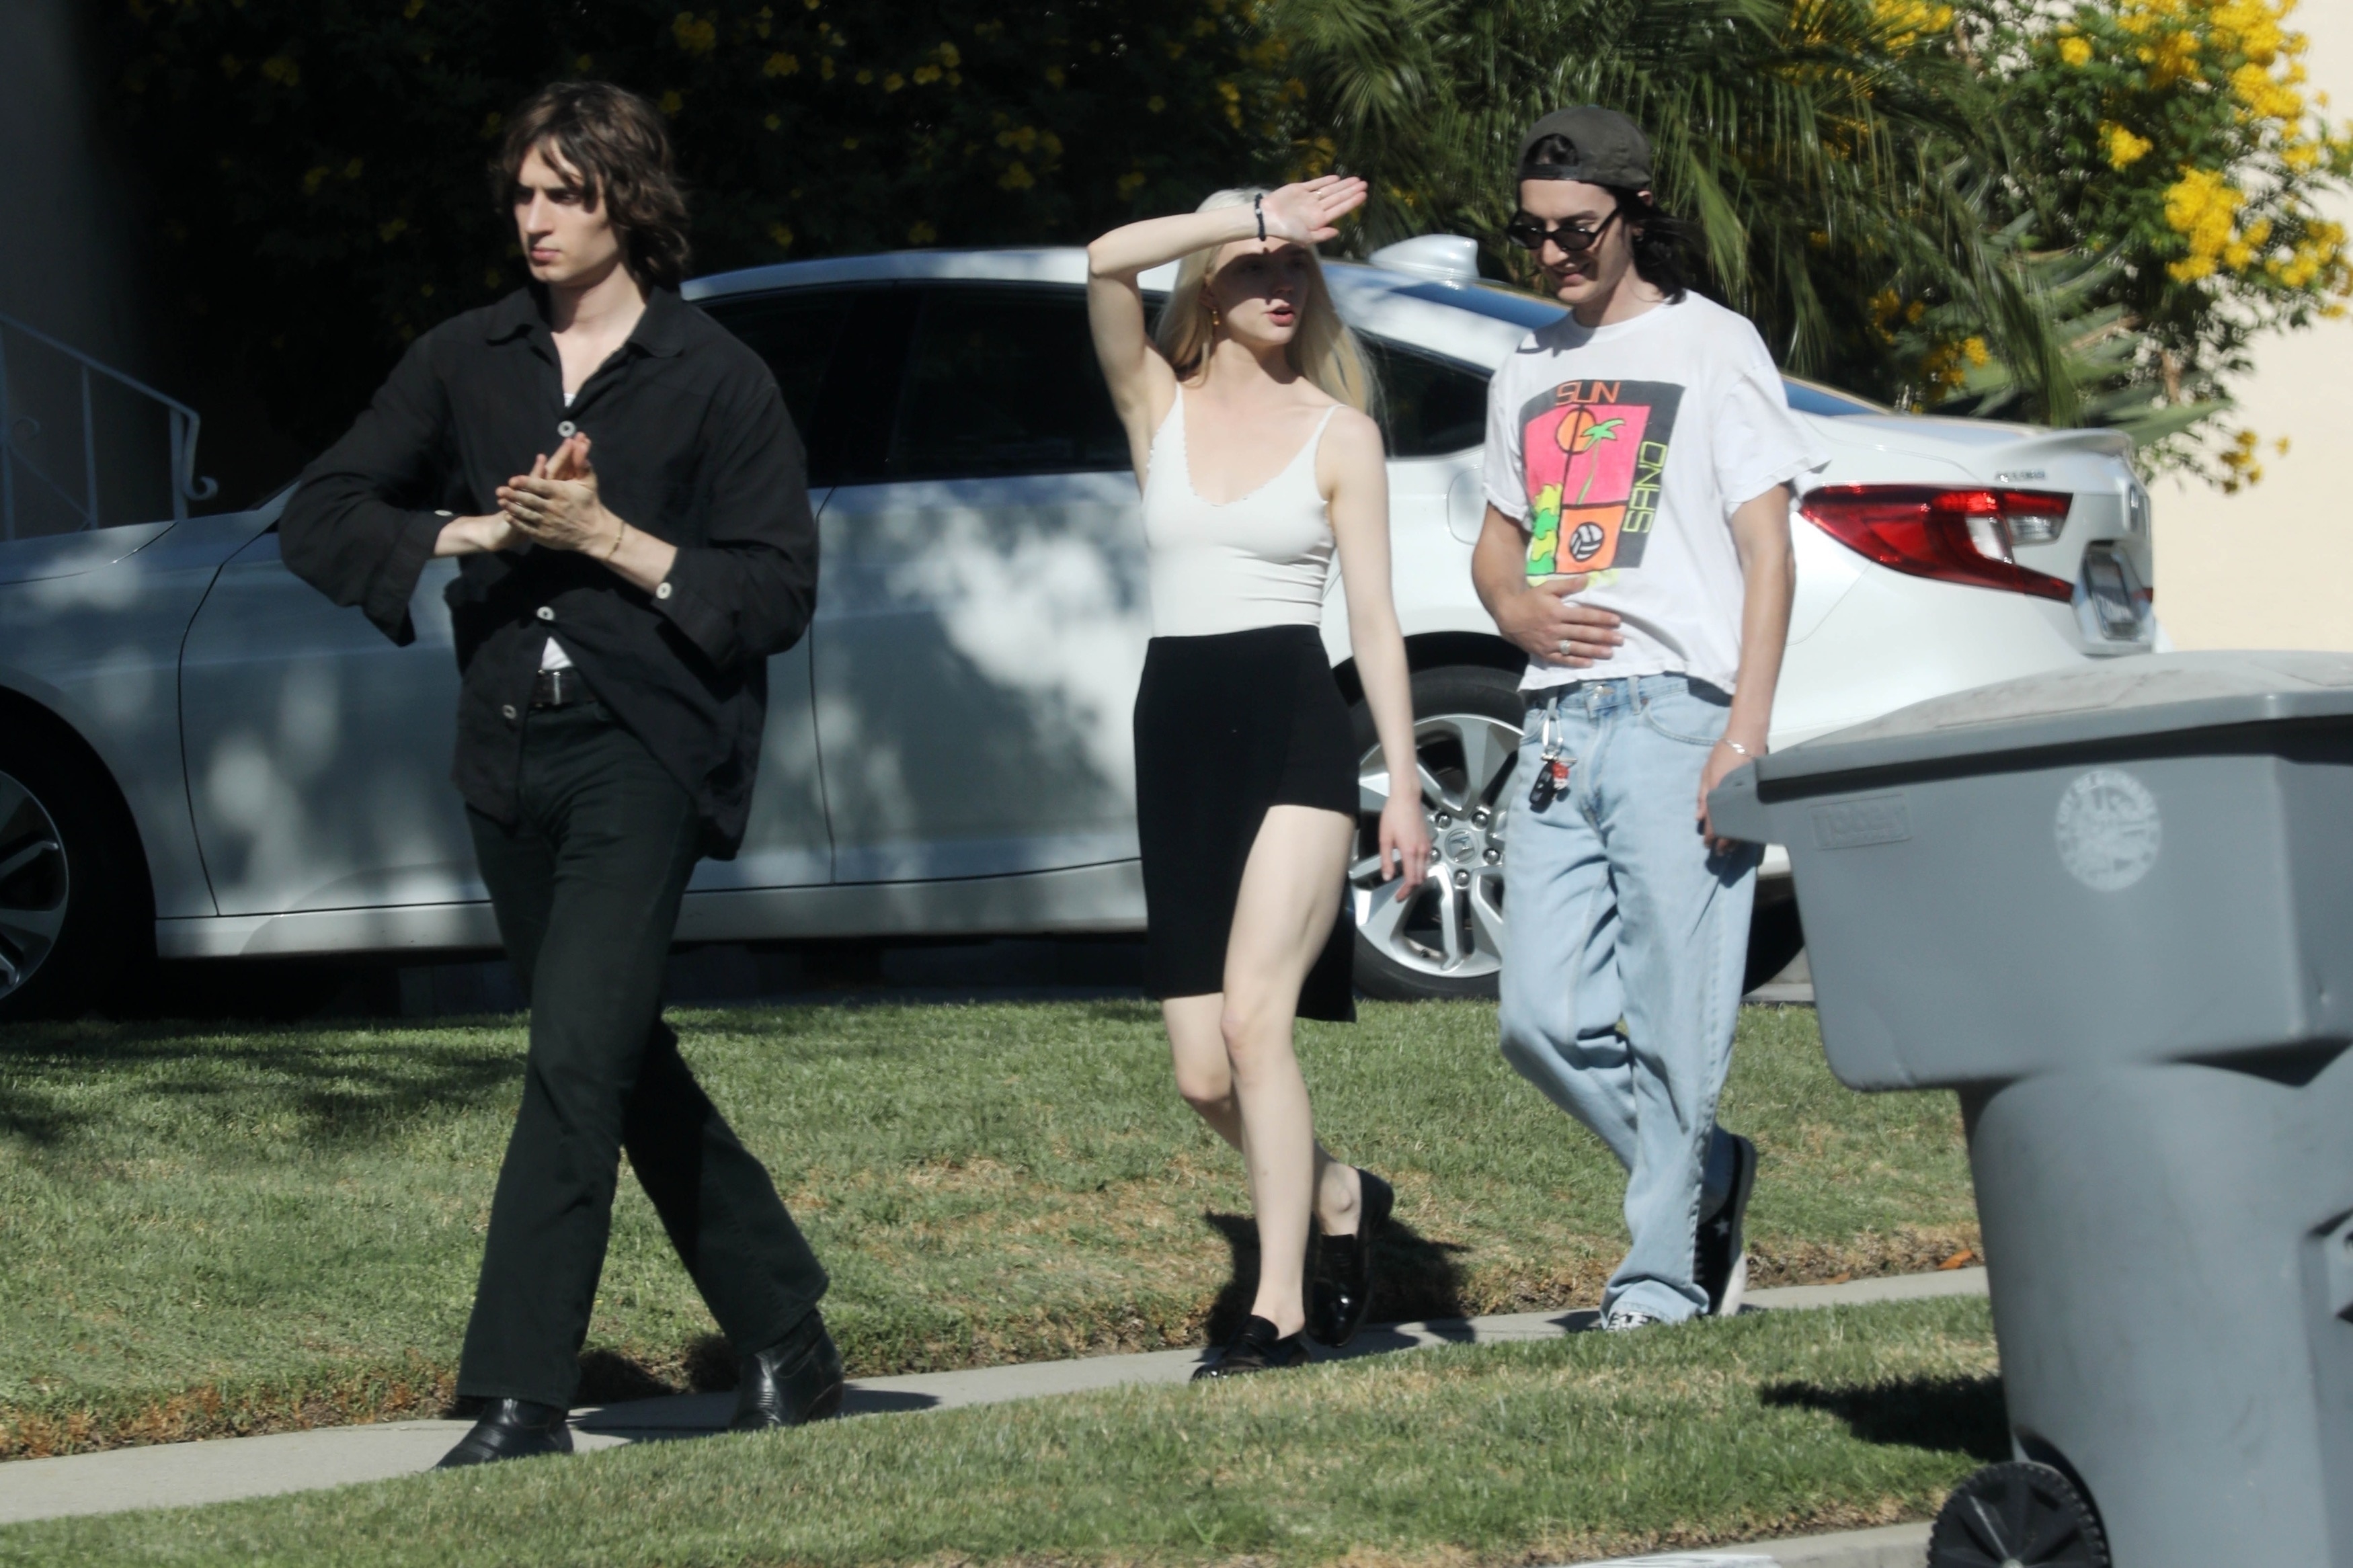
[1359,278,1893,424]
[696,285,908,484]
[1357,337,1489,458]
[1781,377,1890,417]
[699,290,854,431]
[1404,279,1570,329]
[700,288,912,487]
[886,288,1130,479]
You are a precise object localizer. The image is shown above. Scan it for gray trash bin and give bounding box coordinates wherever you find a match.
[1708,651,2353,1568]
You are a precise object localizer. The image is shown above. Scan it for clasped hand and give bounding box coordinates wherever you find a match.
[497,435,621,556]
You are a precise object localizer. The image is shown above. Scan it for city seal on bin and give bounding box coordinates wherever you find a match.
[2053,768,2161,891]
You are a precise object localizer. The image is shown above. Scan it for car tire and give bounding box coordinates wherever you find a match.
[1348,665,1523,1001]
[0,735,146,1022]
[1745,880,1806,995]
[1347,663,1805,1004]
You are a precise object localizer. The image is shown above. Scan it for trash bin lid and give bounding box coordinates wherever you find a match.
[1758,651,2353,784]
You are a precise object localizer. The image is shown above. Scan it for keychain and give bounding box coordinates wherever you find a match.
[1527,703,1571,811]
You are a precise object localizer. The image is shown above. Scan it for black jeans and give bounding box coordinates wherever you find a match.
[458,700,827,1407]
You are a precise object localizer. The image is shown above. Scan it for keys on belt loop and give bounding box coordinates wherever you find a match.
[530,669,581,710]
[1527,694,1571,812]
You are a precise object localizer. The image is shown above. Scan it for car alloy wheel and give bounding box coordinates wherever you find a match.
[0,769,71,1005]
[1350,707,1519,987]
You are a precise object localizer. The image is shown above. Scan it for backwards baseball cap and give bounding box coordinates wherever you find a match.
[1515,106,1653,189]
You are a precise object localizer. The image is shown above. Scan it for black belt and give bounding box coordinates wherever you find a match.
[530,668,587,709]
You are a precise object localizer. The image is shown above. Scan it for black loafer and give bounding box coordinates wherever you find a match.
[729,1315,847,1432]
[434,1397,574,1468]
[1191,1315,1310,1380]
[1308,1168,1395,1347]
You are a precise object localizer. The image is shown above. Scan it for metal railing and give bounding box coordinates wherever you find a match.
[0,309,216,540]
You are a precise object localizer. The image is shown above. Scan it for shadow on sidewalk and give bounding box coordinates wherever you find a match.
[1759,1374,2008,1460]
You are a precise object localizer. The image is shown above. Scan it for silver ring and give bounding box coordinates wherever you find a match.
[1556,638,1573,656]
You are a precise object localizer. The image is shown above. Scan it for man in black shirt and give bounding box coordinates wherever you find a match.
[280,81,837,1466]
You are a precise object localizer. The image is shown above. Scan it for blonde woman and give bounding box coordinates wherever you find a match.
[1087,177,1431,1378]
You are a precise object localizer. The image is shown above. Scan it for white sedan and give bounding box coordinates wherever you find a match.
[0,242,2157,1014]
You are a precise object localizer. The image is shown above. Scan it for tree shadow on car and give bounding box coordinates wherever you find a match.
[1759,1374,2009,1460]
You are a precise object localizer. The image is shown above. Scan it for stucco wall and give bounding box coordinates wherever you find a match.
[2152,0,2353,651]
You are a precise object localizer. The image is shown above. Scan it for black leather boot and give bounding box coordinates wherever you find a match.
[434,1398,574,1468]
[729,1314,846,1432]
[1191,1315,1310,1380]
[1308,1168,1394,1347]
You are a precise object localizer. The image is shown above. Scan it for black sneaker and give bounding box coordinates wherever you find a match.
[1695,1132,1757,1317]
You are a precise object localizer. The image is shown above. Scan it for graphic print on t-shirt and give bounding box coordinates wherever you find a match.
[1518,379,1683,580]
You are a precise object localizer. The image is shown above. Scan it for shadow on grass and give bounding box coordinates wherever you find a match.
[1760,1374,2009,1460]
[1200,1210,1472,1342]
[444,1335,747,1419]
[0,1020,522,1150]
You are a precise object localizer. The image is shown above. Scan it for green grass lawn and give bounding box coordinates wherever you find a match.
[0,1296,2006,1568]
[0,1001,1977,1458]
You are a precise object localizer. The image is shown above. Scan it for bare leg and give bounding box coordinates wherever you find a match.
[1186,804,1355,1336]
[1166,1002,1366,1235]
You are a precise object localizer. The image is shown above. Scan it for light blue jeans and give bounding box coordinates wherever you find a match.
[1498,674,1759,1322]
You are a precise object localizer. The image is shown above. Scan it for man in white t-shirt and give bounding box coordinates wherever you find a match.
[1472,107,1827,1330]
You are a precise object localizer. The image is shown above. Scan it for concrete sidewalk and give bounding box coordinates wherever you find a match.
[1568,1521,1931,1567]
[0,1266,1987,1538]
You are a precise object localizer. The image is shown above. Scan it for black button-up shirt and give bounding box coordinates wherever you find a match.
[279,286,817,856]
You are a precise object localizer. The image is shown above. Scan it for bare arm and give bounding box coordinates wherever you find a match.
[1084,177,1368,475]
[1469,503,1624,666]
[1697,483,1796,850]
[1323,411,1431,897]
[435,513,517,556]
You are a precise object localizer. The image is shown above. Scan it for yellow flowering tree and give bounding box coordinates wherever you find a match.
[107,0,1285,456]
[1265,0,2089,422]
[1267,0,2350,480]
[1947,0,2352,483]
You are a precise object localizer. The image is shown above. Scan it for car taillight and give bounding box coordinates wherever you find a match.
[1800,487,2075,602]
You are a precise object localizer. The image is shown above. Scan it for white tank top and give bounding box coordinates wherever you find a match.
[1142,388,1341,638]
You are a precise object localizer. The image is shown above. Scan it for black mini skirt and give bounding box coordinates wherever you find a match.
[1132,624,1358,1022]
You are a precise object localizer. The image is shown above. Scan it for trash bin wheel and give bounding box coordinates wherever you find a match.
[1928,1460,2108,1567]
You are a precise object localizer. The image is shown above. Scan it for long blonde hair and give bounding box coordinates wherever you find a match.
[1153,186,1381,418]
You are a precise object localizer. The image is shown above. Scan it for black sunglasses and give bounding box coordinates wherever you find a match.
[1505,206,1622,255]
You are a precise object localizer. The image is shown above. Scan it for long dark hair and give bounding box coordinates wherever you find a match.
[1519,133,1695,302]
[493,82,691,291]
[1606,187,1696,302]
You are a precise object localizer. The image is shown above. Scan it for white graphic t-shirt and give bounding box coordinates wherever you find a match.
[1482,292,1827,694]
